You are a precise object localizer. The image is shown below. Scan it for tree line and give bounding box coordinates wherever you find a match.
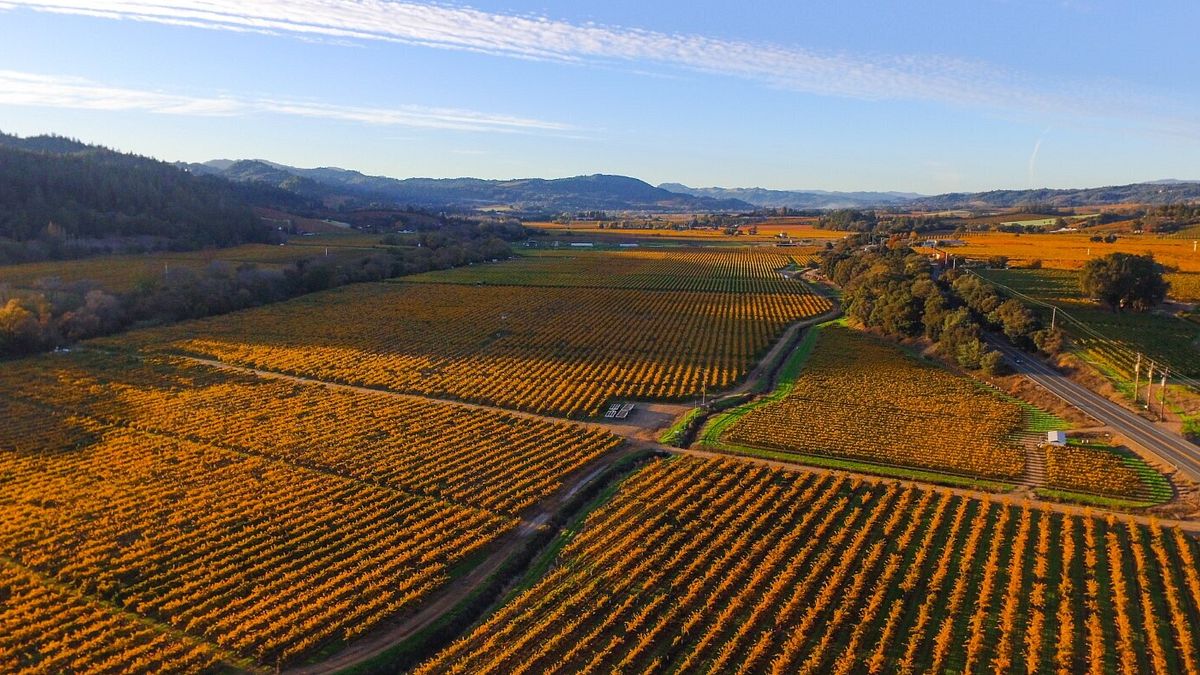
[820,241,1063,375]
[0,221,518,358]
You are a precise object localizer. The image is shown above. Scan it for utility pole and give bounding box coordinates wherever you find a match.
[1145,361,1156,408]
[1050,306,1057,331]
[701,381,707,409]
[1160,369,1169,421]
[1142,360,1152,408]
[1133,353,1141,404]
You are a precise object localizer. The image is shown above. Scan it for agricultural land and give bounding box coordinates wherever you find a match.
[4,229,1200,674]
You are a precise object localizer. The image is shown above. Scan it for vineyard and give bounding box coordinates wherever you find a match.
[0,352,620,515]
[977,268,1200,379]
[1167,272,1200,302]
[405,247,821,293]
[916,230,1200,273]
[418,456,1200,674]
[528,218,841,243]
[111,279,831,417]
[0,350,624,670]
[720,324,1027,480]
[0,560,223,673]
[0,236,379,293]
[0,426,511,668]
[1044,441,1173,505]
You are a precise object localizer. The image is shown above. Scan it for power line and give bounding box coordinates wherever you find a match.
[968,270,1200,390]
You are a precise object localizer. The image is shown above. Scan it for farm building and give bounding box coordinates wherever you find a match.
[1046,431,1067,446]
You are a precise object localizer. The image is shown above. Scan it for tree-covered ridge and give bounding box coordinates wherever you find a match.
[0,132,267,258]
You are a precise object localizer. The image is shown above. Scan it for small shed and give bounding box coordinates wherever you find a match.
[1046,431,1067,447]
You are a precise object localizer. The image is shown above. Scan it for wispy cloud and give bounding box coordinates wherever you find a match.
[2,0,1071,110]
[0,70,572,132]
[3,1,1192,138]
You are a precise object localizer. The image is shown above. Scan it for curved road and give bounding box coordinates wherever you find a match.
[988,338,1200,482]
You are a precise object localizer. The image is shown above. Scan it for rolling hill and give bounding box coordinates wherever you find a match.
[185,160,754,212]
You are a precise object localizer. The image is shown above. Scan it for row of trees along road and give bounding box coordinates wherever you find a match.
[822,240,1170,375]
[821,241,1059,375]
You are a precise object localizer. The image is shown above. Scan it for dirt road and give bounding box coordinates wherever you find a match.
[285,446,639,675]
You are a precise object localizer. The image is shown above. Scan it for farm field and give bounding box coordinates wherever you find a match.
[915,230,1200,273]
[716,323,1028,481]
[5,232,1199,675]
[529,218,844,243]
[1167,272,1200,302]
[109,267,831,418]
[0,349,622,670]
[0,235,382,293]
[0,351,620,514]
[1043,441,1172,506]
[405,247,821,292]
[976,268,1200,380]
[418,456,1200,674]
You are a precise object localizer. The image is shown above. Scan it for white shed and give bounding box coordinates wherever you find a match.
[1046,431,1067,447]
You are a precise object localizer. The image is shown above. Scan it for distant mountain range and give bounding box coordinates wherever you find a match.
[188,157,1200,212]
[181,160,753,213]
[905,182,1200,210]
[658,184,924,210]
[660,181,1200,210]
[3,130,1198,229]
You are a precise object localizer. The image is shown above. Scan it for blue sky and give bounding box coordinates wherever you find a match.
[0,1,1197,193]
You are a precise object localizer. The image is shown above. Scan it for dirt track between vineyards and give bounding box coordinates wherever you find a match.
[167,284,1200,675]
[284,445,640,675]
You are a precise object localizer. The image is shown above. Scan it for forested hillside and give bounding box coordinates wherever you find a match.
[0,132,269,263]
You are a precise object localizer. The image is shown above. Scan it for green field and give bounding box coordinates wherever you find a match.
[402,247,819,294]
[977,268,1200,380]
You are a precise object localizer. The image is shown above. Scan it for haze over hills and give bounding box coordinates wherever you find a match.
[658,183,925,210]
[3,130,1200,248]
[190,155,1200,212]
[182,160,754,213]
[906,182,1200,210]
[661,181,1200,210]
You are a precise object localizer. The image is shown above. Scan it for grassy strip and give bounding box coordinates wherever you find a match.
[1059,440,1173,504]
[658,408,703,446]
[338,449,659,675]
[698,321,829,446]
[1033,487,1159,510]
[1184,415,1200,443]
[991,390,1071,432]
[702,442,1017,492]
[1120,454,1173,502]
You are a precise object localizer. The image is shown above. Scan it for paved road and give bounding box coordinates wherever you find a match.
[988,338,1200,483]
